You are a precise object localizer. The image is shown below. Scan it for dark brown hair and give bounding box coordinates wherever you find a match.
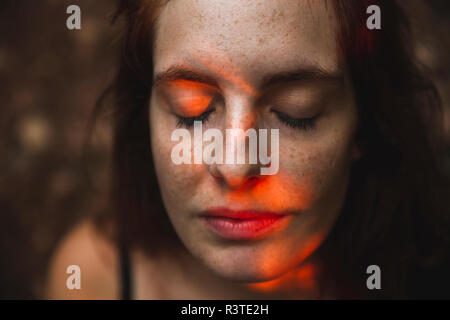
[91,0,450,298]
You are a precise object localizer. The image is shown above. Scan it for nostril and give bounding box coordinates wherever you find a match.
[242,176,260,189]
[211,170,223,181]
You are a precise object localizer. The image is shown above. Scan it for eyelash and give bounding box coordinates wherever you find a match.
[175,99,316,131]
[176,107,215,128]
[272,110,316,131]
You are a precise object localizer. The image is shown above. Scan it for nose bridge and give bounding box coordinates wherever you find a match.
[225,94,257,131]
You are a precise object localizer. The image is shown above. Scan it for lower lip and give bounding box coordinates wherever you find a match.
[201,214,288,240]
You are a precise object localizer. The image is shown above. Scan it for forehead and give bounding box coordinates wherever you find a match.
[154,0,340,85]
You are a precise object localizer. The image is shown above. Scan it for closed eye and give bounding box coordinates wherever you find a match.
[175,96,218,128]
[272,110,316,131]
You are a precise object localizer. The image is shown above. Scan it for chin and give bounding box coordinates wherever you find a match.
[200,250,293,284]
[212,266,285,283]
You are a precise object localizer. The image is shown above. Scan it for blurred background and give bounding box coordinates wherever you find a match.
[0,0,449,299]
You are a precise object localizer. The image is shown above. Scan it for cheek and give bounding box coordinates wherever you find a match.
[150,100,204,208]
[278,131,355,213]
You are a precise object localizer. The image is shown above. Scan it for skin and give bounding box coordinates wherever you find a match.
[149,0,360,298]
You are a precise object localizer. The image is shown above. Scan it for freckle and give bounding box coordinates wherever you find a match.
[258,38,265,44]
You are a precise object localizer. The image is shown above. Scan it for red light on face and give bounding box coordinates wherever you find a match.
[247,262,318,293]
[246,235,324,295]
[226,174,313,213]
[165,79,216,116]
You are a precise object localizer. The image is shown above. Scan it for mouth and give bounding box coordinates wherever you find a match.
[200,208,290,240]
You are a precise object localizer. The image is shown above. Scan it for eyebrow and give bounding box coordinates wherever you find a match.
[153,65,344,91]
[154,66,219,88]
[260,67,344,89]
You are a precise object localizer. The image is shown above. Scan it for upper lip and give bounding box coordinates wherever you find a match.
[201,207,287,220]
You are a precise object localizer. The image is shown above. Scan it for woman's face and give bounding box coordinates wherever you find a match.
[150,0,359,282]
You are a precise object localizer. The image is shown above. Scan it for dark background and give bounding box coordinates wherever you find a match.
[0,0,449,299]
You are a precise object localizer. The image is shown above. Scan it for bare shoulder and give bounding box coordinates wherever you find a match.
[45,219,120,299]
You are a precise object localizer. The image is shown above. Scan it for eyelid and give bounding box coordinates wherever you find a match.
[174,94,215,116]
[165,79,218,92]
[272,110,317,131]
[270,101,319,120]
[175,96,218,128]
[163,80,219,116]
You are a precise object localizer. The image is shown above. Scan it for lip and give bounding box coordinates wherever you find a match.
[200,208,289,240]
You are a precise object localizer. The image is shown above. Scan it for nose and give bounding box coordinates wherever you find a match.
[210,161,262,189]
[206,98,263,189]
